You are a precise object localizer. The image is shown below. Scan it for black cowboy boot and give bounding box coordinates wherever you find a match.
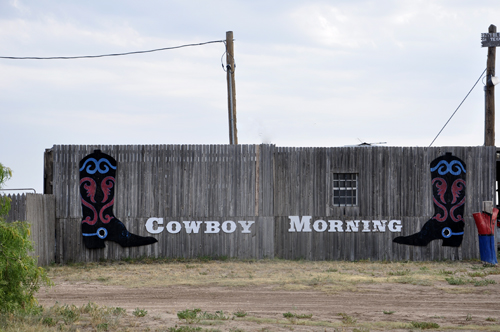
[393,152,466,247]
[79,149,158,249]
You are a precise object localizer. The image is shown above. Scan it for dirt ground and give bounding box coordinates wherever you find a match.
[36,264,500,332]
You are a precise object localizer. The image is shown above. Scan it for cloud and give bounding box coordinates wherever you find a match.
[1,0,499,192]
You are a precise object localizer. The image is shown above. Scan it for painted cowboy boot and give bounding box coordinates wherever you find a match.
[79,149,158,249]
[393,152,466,247]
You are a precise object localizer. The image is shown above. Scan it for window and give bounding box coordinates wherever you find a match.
[333,173,358,206]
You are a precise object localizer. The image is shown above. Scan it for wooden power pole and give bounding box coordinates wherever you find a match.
[485,24,496,146]
[226,31,238,145]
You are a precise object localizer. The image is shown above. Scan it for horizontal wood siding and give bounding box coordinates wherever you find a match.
[51,145,495,262]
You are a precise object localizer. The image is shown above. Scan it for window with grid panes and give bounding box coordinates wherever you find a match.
[332,173,358,206]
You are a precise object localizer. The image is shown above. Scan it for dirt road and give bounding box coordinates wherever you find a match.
[37,273,500,331]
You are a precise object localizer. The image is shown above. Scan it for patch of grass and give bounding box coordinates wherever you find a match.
[58,304,80,324]
[132,307,147,317]
[485,268,500,275]
[38,259,500,332]
[177,309,229,325]
[97,276,110,282]
[486,317,497,322]
[473,279,496,287]
[387,269,410,276]
[353,328,370,332]
[468,271,487,278]
[42,316,57,327]
[1,302,131,332]
[178,308,202,324]
[294,313,313,319]
[113,307,126,316]
[168,326,203,332]
[383,310,395,315]
[283,312,312,319]
[445,276,496,287]
[233,310,247,318]
[393,276,431,286]
[445,276,468,285]
[97,322,109,331]
[50,258,484,291]
[338,312,356,325]
[466,313,473,321]
[199,310,230,321]
[410,321,439,329]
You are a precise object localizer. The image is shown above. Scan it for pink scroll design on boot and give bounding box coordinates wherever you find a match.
[432,178,447,222]
[80,177,97,225]
[101,176,114,203]
[450,179,466,222]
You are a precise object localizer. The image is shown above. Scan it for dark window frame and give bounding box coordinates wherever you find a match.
[332,173,358,207]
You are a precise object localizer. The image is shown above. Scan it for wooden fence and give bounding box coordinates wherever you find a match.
[4,194,55,266]
[273,146,495,261]
[47,144,496,263]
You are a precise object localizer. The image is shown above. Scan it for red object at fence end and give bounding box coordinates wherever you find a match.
[473,208,498,235]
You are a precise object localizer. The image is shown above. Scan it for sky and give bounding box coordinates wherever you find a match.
[0,0,499,193]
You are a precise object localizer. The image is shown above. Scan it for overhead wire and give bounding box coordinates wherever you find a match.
[0,40,225,60]
[429,68,487,147]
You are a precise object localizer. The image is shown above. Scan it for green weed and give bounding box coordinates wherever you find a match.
[132,308,148,317]
[445,276,467,285]
[177,308,202,324]
[473,279,496,287]
[234,310,247,318]
[168,326,203,332]
[283,312,312,319]
[468,271,487,278]
[42,316,57,327]
[97,322,109,331]
[199,310,229,320]
[410,321,439,329]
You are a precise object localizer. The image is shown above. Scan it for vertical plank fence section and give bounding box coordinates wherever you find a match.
[3,194,55,266]
[272,146,496,261]
[50,144,495,263]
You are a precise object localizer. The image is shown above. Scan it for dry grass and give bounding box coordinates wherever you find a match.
[45,258,500,293]
[4,258,499,332]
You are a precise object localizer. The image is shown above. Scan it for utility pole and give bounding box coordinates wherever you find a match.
[226,31,238,145]
[485,24,496,146]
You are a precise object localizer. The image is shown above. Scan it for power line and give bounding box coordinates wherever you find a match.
[0,40,225,60]
[429,68,487,147]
